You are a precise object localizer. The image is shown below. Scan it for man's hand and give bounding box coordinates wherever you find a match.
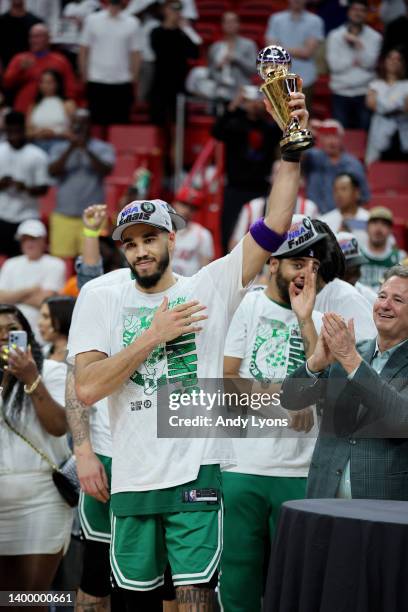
[83,204,108,232]
[264,90,309,129]
[307,329,335,373]
[149,298,207,344]
[322,313,361,373]
[289,407,314,433]
[289,260,317,323]
[76,451,110,503]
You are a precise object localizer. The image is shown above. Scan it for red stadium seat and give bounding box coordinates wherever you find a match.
[111,155,137,179]
[368,194,408,218]
[344,129,367,161]
[237,0,285,23]
[39,186,57,223]
[197,0,233,19]
[367,162,407,194]
[311,75,331,120]
[185,116,215,166]
[107,125,162,155]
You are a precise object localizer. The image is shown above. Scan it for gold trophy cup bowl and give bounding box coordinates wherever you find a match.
[257,45,314,152]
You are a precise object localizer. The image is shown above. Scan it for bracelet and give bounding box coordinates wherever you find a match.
[24,374,42,395]
[249,218,287,252]
[83,227,100,238]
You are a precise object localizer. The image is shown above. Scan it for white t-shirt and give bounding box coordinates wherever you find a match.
[0,360,70,474]
[71,268,136,458]
[231,196,319,245]
[81,9,142,83]
[68,244,248,493]
[0,142,50,223]
[0,255,66,341]
[355,281,377,307]
[172,222,214,277]
[319,207,369,246]
[30,97,69,134]
[315,278,376,341]
[224,291,321,477]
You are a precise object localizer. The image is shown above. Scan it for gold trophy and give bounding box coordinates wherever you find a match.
[257,45,313,152]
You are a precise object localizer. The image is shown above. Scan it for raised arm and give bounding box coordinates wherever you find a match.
[241,92,308,286]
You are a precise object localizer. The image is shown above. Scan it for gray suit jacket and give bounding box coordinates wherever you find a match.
[280,339,408,500]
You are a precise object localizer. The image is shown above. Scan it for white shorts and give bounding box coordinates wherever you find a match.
[0,471,73,555]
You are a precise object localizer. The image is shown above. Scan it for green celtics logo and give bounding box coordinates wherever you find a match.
[141,202,156,214]
[249,318,289,382]
[122,297,196,396]
[123,307,166,395]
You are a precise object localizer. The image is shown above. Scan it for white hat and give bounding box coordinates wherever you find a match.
[336,231,367,266]
[15,219,47,239]
[272,214,326,259]
[112,199,175,241]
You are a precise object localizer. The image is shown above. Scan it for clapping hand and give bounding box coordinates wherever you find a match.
[322,313,362,374]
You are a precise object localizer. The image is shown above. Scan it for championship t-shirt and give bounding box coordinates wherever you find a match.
[224,291,322,477]
[315,278,376,342]
[68,243,247,494]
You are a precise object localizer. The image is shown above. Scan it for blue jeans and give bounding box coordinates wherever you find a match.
[332,94,371,130]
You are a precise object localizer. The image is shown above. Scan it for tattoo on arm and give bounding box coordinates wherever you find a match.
[176,587,214,611]
[65,365,91,448]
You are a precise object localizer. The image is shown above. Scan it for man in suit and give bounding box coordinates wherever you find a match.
[280,264,408,500]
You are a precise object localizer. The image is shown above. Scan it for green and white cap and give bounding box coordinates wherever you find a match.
[272,214,326,259]
[112,199,185,241]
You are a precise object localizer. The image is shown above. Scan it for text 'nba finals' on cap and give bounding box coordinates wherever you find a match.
[336,231,367,266]
[368,206,394,224]
[272,214,326,259]
[112,199,183,241]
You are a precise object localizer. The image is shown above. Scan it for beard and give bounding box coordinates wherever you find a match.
[129,249,170,289]
[275,267,291,305]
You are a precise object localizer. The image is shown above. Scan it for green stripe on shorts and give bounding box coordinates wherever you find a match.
[79,454,112,543]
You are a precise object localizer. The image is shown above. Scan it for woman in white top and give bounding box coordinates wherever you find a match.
[38,296,76,361]
[27,69,76,153]
[365,47,408,164]
[0,304,73,594]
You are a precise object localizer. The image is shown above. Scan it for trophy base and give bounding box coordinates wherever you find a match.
[280,129,314,153]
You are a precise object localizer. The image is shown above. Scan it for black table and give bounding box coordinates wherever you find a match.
[264,499,408,612]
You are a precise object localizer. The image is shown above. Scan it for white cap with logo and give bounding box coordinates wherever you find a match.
[112,199,185,241]
[15,219,47,239]
[272,214,326,259]
[336,231,367,266]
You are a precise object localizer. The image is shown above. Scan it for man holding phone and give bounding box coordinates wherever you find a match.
[0,110,50,257]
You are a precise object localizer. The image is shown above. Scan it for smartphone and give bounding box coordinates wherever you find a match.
[9,330,28,352]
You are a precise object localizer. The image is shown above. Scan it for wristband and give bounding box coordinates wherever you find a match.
[249,218,287,252]
[281,149,302,163]
[83,227,100,238]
